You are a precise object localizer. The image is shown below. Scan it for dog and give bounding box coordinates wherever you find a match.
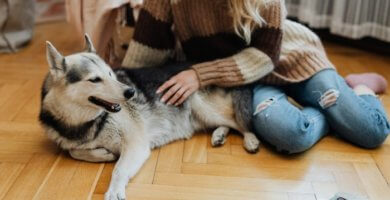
[39,35,260,200]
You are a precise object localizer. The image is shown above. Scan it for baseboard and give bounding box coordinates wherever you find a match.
[314,29,390,55]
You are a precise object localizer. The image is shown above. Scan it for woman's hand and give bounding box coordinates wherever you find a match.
[157,69,200,106]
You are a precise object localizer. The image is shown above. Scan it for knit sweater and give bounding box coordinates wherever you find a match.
[122,0,335,87]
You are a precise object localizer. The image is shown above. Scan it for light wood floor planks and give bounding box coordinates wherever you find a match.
[0,21,389,200]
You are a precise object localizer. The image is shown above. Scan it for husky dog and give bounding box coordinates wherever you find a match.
[39,35,260,200]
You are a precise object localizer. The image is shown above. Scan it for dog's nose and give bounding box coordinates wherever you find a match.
[124,88,135,99]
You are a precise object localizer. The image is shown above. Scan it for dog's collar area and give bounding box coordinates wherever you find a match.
[93,111,109,139]
[39,109,109,141]
[88,96,121,113]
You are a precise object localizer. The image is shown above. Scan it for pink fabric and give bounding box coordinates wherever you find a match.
[65,0,131,55]
[345,73,388,94]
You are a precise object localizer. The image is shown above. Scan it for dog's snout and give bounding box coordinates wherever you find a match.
[124,88,135,99]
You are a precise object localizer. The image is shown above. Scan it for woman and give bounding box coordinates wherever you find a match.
[122,0,390,153]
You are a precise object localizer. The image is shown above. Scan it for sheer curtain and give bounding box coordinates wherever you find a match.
[285,0,390,42]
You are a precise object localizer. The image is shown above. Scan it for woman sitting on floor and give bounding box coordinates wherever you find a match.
[120,0,389,153]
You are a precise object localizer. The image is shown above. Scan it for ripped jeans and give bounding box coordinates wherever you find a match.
[252,69,390,154]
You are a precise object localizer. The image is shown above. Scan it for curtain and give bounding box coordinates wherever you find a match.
[65,0,131,55]
[285,0,390,42]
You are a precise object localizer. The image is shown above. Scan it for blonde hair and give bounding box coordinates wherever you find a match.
[229,0,265,44]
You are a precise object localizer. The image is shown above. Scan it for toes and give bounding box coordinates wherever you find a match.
[211,127,229,147]
[105,193,125,200]
[211,135,226,147]
[105,153,117,161]
[117,193,126,200]
[105,188,126,200]
[244,134,260,153]
[245,144,260,153]
[97,148,117,161]
[96,148,110,154]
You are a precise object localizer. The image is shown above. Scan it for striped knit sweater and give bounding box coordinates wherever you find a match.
[122,0,335,87]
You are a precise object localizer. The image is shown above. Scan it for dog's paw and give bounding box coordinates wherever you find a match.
[243,133,260,153]
[95,148,117,161]
[211,127,229,147]
[104,187,126,200]
[211,134,226,147]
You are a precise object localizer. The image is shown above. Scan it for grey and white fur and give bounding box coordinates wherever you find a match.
[39,35,260,200]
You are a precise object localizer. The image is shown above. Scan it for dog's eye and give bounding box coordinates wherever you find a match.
[88,77,102,83]
[109,72,112,77]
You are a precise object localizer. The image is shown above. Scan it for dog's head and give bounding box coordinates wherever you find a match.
[43,34,134,114]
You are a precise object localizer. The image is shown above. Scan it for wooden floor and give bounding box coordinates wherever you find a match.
[0,21,389,200]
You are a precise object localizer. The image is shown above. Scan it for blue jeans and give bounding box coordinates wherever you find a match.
[252,69,390,154]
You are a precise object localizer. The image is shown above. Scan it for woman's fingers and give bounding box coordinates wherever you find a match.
[175,88,194,106]
[157,79,176,94]
[167,87,187,105]
[157,69,200,105]
[160,83,181,103]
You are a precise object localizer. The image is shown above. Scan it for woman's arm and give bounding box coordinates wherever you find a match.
[192,0,287,87]
[159,0,287,105]
[122,0,175,68]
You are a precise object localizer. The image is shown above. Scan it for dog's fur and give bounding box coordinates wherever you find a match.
[39,35,260,200]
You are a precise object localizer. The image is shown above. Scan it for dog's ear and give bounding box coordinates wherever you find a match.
[84,34,96,53]
[46,41,65,79]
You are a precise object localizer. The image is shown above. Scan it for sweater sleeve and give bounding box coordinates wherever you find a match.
[192,0,287,87]
[122,0,175,68]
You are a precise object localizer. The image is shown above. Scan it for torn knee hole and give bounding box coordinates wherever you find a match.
[319,89,340,109]
[254,98,276,115]
[304,121,310,129]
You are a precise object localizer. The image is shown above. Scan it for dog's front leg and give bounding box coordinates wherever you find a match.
[105,137,150,200]
[69,148,117,162]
